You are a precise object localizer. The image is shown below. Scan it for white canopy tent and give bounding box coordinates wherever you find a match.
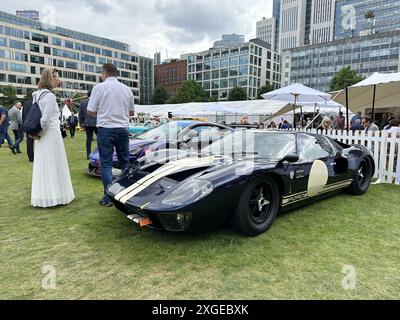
[333,72,400,116]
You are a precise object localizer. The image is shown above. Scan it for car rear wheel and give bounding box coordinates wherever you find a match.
[347,157,373,195]
[231,177,280,236]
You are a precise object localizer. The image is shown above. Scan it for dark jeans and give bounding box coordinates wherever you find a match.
[12,129,24,152]
[85,126,98,159]
[97,127,130,198]
[69,125,77,138]
[26,136,34,161]
[0,124,14,147]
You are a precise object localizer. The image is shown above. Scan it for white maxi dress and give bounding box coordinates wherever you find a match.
[31,89,75,207]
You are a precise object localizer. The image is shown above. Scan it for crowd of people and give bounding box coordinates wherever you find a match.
[1,64,400,210]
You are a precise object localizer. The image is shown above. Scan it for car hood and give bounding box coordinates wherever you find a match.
[109,155,278,210]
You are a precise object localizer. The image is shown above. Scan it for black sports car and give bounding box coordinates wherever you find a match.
[107,130,375,236]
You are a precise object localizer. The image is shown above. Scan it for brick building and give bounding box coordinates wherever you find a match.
[154,59,187,98]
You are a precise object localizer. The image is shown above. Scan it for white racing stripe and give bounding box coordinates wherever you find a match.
[115,156,217,204]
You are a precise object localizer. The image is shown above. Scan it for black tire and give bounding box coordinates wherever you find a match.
[231,176,280,236]
[347,157,373,195]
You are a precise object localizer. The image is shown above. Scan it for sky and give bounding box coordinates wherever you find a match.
[1,0,273,59]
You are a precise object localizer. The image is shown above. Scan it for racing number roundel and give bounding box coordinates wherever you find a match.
[307,160,329,197]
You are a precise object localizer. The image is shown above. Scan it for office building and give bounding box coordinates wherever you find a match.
[16,10,39,21]
[273,0,281,51]
[154,51,161,65]
[256,17,276,51]
[154,59,187,99]
[334,0,400,39]
[279,0,307,51]
[139,56,154,105]
[182,39,281,101]
[0,10,140,102]
[213,34,245,48]
[310,0,336,44]
[281,30,400,93]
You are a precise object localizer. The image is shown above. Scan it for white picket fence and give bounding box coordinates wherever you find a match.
[300,129,400,185]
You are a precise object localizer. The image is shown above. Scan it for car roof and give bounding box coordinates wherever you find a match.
[175,120,202,127]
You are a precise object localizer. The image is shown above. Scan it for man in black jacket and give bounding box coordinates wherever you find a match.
[79,90,97,159]
[22,97,34,161]
[67,113,78,138]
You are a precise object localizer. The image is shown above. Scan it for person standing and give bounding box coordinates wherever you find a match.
[79,89,98,159]
[0,105,15,154]
[362,116,379,133]
[8,102,24,154]
[87,64,135,207]
[22,96,35,161]
[31,68,75,208]
[334,111,345,130]
[350,111,362,128]
[67,112,78,138]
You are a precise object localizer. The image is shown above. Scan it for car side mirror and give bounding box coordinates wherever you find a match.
[280,153,299,164]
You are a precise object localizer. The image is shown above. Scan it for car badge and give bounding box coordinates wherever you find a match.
[290,171,295,180]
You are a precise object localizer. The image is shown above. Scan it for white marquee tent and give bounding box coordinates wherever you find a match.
[333,72,400,114]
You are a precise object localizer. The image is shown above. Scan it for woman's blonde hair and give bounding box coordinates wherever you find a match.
[322,117,332,126]
[38,68,58,90]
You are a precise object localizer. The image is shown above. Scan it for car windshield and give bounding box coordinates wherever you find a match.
[137,122,185,140]
[203,131,296,160]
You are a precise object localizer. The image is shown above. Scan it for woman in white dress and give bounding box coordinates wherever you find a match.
[31,68,75,207]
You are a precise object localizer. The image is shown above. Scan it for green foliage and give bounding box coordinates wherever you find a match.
[0,85,17,108]
[152,86,169,105]
[329,66,364,92]
[174,80,208,103]
[365,10,375,19]
[257,83,274,99]
[228,86,247,101]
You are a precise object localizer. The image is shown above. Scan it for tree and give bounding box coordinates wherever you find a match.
[0,85,17,108]
[365,10,375,19]
[174,80,208,103]
[329,66,364,92]
[257,83,274,99]
[152,86,169,105]
[228,86,247,101]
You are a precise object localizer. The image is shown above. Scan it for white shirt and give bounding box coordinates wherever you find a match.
[33,89,60,133]
[87,77,135,128]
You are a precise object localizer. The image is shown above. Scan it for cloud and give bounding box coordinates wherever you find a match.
[1,0,273,58]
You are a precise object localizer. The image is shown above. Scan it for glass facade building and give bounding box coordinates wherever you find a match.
[182,39,281,101]
[334,0,400,39]
[282,30,400,93]
[139,56,154,105]
[0,10,141,101]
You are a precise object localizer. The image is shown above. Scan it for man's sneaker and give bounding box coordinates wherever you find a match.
[99,197,113,207]
[9,146,16,155]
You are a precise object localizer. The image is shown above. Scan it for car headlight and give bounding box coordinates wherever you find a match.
[162,179,213,206]
[130,147,143,157]
[107,183,125,196]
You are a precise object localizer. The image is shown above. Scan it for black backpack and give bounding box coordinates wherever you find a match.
[23,91,49,136]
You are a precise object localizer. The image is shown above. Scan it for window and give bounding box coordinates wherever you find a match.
[229,67,238,77]
[66,61,78,69]
[203,81,210,90]
[240,46,249,54]
[0,37,7,47]
[102,49,112,57]
[239,55,249,65]
[52,37,61,46]
[229,78,237,87]
[30,43,40,52]
[82,54,96,63]
[220,69,228,78]
[14,52,28,62]
[65,40,74,49]
[230,57,239,66]
[212,80,219,89]
[220,79,228,88]
[212,60,220,69]
[203,71,211,80]
[9,40,25,50]
[31,33,48,43]
[30,55,44,64]
[230,48,239,56]
[44,46,51,55]
[10,63,26,73]
[297,134,332,160]
[212,70,219,79]
[239,65,248,76]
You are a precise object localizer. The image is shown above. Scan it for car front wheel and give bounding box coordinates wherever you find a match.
[231,177,280,236]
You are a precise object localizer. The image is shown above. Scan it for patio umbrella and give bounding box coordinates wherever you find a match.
[262,83,331,128]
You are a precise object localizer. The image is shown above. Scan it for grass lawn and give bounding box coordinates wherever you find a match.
[0,131,399,300]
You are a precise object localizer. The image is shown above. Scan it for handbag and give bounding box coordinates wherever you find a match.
[22,91,49,136]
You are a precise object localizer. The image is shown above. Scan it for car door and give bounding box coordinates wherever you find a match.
[291,133,337,198]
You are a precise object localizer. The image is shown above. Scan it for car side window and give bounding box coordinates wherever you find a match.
[298,133,332,160]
